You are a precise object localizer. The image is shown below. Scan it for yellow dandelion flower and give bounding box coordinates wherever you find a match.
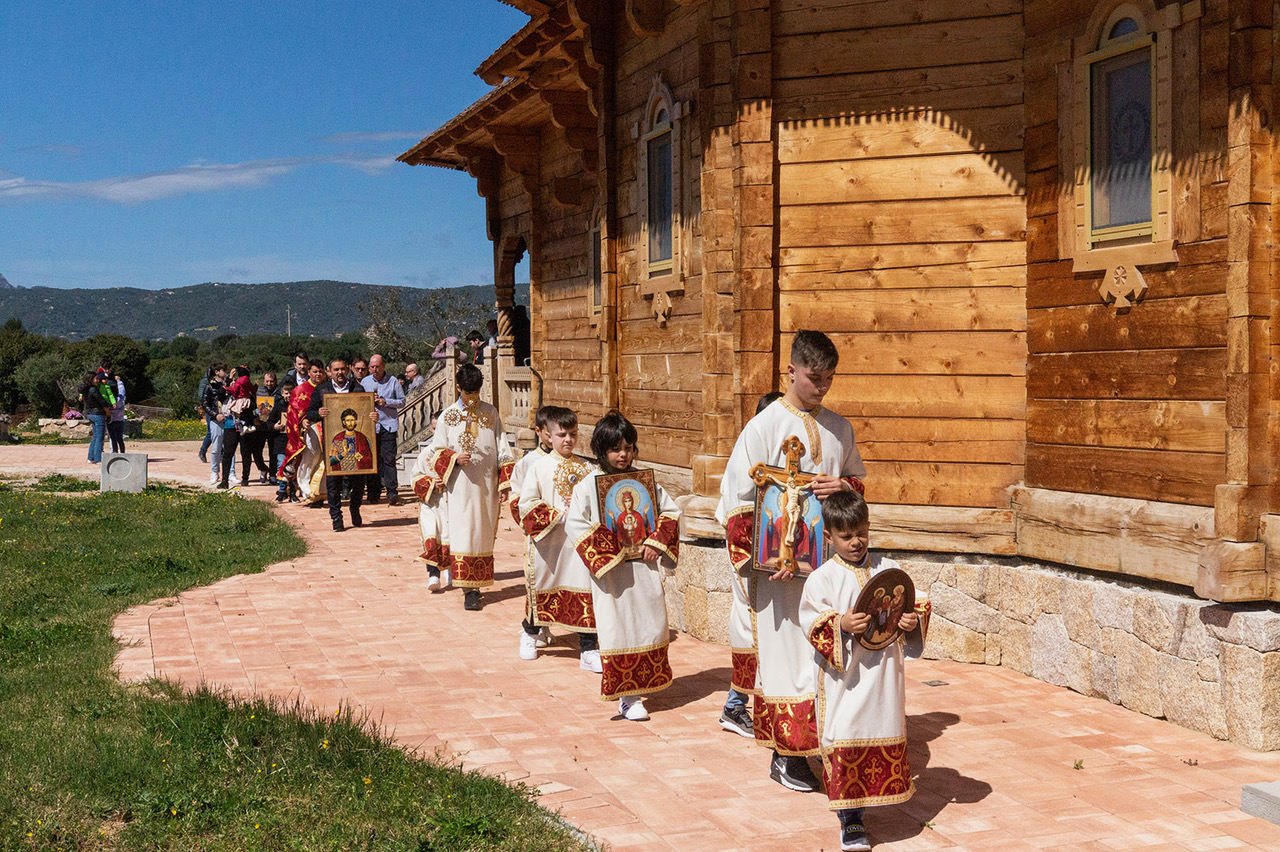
[363,777,372,785]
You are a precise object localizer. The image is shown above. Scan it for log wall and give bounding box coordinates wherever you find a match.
[773,0,1029,509]
[1023,0,1228,509]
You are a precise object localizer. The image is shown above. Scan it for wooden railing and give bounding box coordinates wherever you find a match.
[503,366,533,435]
[396,365,454,459]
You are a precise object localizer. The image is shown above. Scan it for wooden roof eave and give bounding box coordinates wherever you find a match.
[398,78,535,168]
[475,2,576,86]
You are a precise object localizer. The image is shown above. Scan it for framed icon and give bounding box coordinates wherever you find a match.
[255,394,275,419]
[852,567,916,651]
[322,391,378,476]
[749,464,828,577]
[595,469,658,560]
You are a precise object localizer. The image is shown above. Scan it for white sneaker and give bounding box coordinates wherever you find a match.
[440,569,451,588]
[535,626,552,648]
[619,696,648,721]
[426,572,441,591]
[580,649,603,673]
[519,630,538,660]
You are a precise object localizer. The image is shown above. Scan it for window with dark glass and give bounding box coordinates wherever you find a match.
[647,128,673,267]
[590,223,602,313]
[1087,19,1153,242]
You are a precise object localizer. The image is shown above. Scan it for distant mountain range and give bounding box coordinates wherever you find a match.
[0,279,509,340]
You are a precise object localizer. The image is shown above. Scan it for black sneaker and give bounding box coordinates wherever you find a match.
[719,703,753,738]
[387,494,403,507]
[198,452,208,464]
[274,492,288,503]
[464,590,482,611]
[332,520,345,532]
[350,510,363,528]
[769,753,821,793]
[840,822,870,852]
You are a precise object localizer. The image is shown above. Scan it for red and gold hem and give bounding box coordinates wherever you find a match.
[417,536,448,570]
[821,739,914,810]
[535,588,596,631]
[842,475,865,496]
[413,474,440,503]
[498,460,514,492]
[725,507,754,571]
[509,496,521,525]
[430,447,457,485]
[730,648,758,695]
[575,523,624,577]
[809,609,844,673]
[521,501,562,541]
[752,694,820,756]
[599,643,672,700]
[450,553,495,588]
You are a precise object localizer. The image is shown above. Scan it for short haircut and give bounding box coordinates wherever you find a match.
[533,405,553,432]
[210,361,228,375]
[822,489,869,534]
[84,371,98,385]
[544,406,578,431]
[340,407,358,422]
[590,410,638,464]
[756,391,784,415]
[308,359,325,371]
[280,378,296,391]
[293,351,309,361]
[353,358,367,366]
[263,371,276,380]
[791,330,839,372]
[457,364,483,392]
[234,365,250,378]
[329,357,347,368]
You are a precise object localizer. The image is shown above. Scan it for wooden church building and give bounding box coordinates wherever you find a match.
[401,0,1280,748]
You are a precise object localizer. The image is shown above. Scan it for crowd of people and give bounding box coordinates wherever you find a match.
[408,330,930,852]
[77,359,128,464]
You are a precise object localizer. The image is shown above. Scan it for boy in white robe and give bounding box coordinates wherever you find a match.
[716,330,866,791]
[565,410,680,721]
[517,406,599,671]
[511,406,552,653]
[413,364,514,611]
[799,490,929,852]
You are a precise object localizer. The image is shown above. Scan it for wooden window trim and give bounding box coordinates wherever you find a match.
[1062,1,1200,273]
[636,75,683,291]
[588,215,603,326]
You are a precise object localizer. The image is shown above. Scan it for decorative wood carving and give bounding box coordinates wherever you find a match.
[1097,264,1147,313]
[626,0,667,37]
[490,129,541,196]
[551,177,586,207]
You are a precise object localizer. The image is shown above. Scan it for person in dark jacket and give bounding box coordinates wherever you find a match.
[79,372,109,464]
[307,357,372,531]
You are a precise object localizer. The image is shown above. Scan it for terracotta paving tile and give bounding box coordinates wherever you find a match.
[9,442,1280,851]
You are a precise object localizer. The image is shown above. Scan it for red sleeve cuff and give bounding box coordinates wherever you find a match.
[809,609,844,672]
[575,523,624,578]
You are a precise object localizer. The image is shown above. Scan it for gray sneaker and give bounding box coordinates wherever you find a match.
[769,753,821,793]
[719,703,753,738]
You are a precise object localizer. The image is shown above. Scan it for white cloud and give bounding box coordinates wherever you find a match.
[0,151,402,204]
[319,130,430,145]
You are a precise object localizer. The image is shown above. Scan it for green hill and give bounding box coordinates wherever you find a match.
[0,280,510,340]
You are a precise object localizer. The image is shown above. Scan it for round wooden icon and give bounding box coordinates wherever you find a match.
[852,567,916,651]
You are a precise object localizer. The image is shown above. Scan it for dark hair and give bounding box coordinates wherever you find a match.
[280,378,296,391]
[209,362,228,380]
[533,405,553,432]
[756,391,784,415]
[293,351,309,361]
[234,365,250,378]
[352,357,368,367]
[791,330,839,372]
[340,407,358,422]
[329,357,348,368]
[308,359,325,371]
[544,405,578,431]
[465,329,484,342]
[590,410,638,469]
[84,371,99,385]
[457,364,483,393]
[822,489,869,534]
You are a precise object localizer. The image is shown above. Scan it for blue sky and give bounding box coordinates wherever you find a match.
[0,1,526,290]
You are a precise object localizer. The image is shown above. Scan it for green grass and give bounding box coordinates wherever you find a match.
[137,419,210,442]
[28,473,99,493]
[0,486,589,851]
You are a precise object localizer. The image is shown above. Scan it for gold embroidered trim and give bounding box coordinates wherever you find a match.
[779,398,823,465]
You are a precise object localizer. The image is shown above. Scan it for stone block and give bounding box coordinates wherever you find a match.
[1112,630,1164,719]
[1090,651,1119,703]
[999,618,1032,675]
[1197,656,1221,682]
[683,586,710,640]
[1033,572,1065,617]
[1203,605,1280,652]
[1170,604,1220,662]
[101,452,148,493]
[664,575,687,634]
[985,633,1002,666]
[999,569,1037,624]
[952,563,991,604]
[1061,581,1103,651]
[1133,594,1175,653]
[1242,781,1280,827]
[1031,613,1069,687]
[1158,654,1228,740]
[898,559,942,592]
[705,590,731,645]
[1220,644,1280,750]
[923,616,986,664]
[1065,642,1093,697]
[929,584,1002,634]
[1092,584,1135,632]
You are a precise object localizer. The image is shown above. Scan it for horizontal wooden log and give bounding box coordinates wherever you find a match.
[1026,444,1222,505]
[619,352,705,392]
[1027,295,1228,353]
[780,197,1026,247]
[774,60,1023,120]
[777,105,1025,163]
[781,261,1026,292]
[781,286,1025,332]
[1027,349,1227,401]
[794,330,1028,376]
[825,375,1026,419]
[852,416,1026,464]
[774,16,1023,78]
[1026,260,1227,309]
[775,0,1023,36]
[1012,486,1213,588]
[863,460,1021,507]
[779,242,1025,272]
[779,152,1024,204]
[618,388,704,431]
[869,504,1017,555]
[1027,399,1227,453]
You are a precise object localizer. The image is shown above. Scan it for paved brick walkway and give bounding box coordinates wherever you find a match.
[6,440,1280,850]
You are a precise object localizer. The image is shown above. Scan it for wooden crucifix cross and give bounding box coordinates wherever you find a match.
[749,434,810,574]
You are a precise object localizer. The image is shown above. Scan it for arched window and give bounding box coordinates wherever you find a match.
[637,76,682,291]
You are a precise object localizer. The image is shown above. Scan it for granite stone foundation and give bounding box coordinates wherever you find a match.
[664,539,1280,751]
